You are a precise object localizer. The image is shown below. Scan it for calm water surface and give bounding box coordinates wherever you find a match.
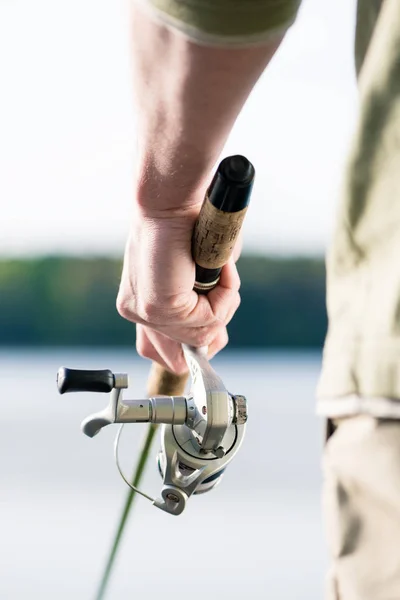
[1,349,327,599]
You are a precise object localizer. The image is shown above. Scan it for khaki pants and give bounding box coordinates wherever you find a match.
[323,415,400,599]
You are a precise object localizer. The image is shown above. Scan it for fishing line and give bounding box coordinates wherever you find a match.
[114,424,155,503]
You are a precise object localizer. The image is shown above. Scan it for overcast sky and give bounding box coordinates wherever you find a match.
[0,0,358,257]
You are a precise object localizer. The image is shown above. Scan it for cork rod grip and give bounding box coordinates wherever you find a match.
[146,155,255,397]
[192,199,248,292]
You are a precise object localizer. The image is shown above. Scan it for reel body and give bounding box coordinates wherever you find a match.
[154,416,245,514]
[57,345,247,515]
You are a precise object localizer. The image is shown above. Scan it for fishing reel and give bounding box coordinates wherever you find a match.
[57,346,247,516]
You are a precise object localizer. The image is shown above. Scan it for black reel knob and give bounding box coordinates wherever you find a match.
[57,367,115,394]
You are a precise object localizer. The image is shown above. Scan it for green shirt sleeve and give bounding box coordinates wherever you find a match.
[139,0,302,45]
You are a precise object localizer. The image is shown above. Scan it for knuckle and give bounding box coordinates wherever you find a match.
[193,328,213,348]
[226,293,241,322]
[212,289,237,321]
[235,292,241,311]
[139,300,160,324]
[122,297,163,326]
[116,293,132,320]
[220,330,229,350]
[136,335,152,359]
[167,292,191,314]
[218,293,241,325]
[140,294,192,326]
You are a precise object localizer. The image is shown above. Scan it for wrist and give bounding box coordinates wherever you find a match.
[133,149,213,216]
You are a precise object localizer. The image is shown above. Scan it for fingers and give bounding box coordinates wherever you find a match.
[219,256,241,291]
[119,260,241,349]
[117,216,242,365]
[136,325,188,374]
[147,260,241,348]
[207,326,229,360]
[125,262,241,357]
[206,258,241,324]
[136,324,229,374]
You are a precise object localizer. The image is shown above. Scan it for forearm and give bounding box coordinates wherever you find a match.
[121,2,301,370]
[131,5,287,213]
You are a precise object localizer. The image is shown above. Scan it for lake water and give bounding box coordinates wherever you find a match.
[0,349,328,599]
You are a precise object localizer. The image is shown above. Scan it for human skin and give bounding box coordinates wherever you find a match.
[117,4,285,374]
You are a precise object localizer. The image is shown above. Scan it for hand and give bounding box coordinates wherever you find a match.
[116,204,241,374]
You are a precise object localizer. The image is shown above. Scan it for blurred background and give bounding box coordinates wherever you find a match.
[0,0,358,598]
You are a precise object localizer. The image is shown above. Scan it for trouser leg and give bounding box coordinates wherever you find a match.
[323,415,400,600]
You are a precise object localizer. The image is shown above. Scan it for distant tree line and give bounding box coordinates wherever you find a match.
[0,255,327,348]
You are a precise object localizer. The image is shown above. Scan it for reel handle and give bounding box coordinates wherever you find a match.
[149,155,255,397]
[57,367,128,394]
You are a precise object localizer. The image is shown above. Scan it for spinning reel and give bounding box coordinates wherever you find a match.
[57,345,247,516]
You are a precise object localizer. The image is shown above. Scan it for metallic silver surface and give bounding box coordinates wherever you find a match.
[113,373,129,389]
[82,395,187,433]
[118,398,152,423]
[65,347,247,515]
[182,345,233,453]
[172,422,236,460]
[194,278,220,291]
[185,395,197,430]
[81,387,120,437]
[152,420,246,514]
[149,395,187,424]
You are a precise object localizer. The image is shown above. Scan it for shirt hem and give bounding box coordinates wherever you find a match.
[317,395,400,419]
[135,0,296,47]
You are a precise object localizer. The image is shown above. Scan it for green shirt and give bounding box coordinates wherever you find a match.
[138,0,302,45]
[143,0,400,403]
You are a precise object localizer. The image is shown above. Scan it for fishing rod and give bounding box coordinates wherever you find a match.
[56,154,254,593]
[57,154,254,514]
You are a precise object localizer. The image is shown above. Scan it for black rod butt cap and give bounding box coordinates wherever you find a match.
[208,155,255,213]
[220,155,254,184]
